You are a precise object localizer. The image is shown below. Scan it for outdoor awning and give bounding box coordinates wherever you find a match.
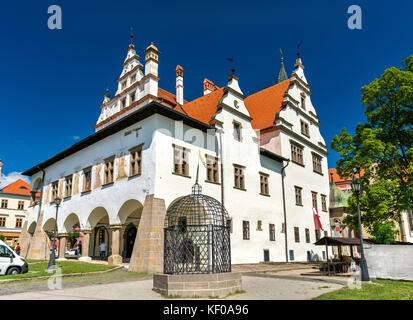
[314,237,373,246]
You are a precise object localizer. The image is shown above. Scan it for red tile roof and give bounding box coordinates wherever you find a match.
[244,79,290,129]
[1,179,40,196]
[158,87,188,115]
[181,88,225,125]
[178,80,291,129]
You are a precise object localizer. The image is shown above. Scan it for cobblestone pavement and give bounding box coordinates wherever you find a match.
[0,273,343,300]
[0,268,152,296]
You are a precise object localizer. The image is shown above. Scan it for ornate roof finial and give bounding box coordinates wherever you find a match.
[278,48,288,83]
[129,26,134,45]
[226,57,235,75]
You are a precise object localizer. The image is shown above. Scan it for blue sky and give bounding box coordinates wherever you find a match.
[0,0,412,182]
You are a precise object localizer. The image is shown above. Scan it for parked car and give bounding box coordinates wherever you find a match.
[0,240,28,275]
[65,248,79,258]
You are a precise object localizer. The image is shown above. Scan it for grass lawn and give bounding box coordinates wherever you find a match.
[0,261,117,281]
[314,279,413,300]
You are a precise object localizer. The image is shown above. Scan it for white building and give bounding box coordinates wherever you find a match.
[21,41,331,271]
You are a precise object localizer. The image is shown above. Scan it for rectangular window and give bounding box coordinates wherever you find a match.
[301,94,306,109]
[269,224,275,241]
[289,250,295,261]
[234,165,245,190]
[295,186,303,206]
[259,172,269,196]
[243,221,250,240]
[312,153,323,174]
[206,155,219,184]
[173,145,189,177]
[65,175,73,198]
[17,201,24,210]
[300,120,310,137]
[130,74,136,84]
[121,81,126,89]
[0,200,7,209]
[257,220,262,231]
[51,181,59,202]
[0,217,5,227]
[104,156,115,184]
[305,228,310,243]
[294,227,300,243]
[321,194,327,212]
[121,97,126,109]
[315,229,321,241]
[312,191,318,209]
[129,145,143,177]
[233,121,242,141]
[15,218,23,228]
[291,142,304,165]
[83,168,92,192]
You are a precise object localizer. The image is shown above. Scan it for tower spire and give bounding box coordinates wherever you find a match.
[129,26,134,46]
[277,49,288,83]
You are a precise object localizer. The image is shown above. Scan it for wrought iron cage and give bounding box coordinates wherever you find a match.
[164,183,231,274]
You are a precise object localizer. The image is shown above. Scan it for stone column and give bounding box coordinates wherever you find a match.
[26,212,50,260]
[79,230,92,262]
[58,234,67,259]
[18,220,31,257]
[129,194,166,273]
[108,225,123,265]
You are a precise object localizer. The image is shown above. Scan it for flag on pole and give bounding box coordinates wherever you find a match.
[199,150,206,167]
[313,207,323,231]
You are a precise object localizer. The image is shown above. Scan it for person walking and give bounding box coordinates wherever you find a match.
[99,241,106,260]
[15,242,21,256]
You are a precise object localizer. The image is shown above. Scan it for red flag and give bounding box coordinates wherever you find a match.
[313,208,323,231]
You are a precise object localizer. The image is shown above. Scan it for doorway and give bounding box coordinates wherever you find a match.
[124,225,137,260]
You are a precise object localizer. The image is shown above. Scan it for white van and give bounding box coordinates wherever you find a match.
[0,240,28,275]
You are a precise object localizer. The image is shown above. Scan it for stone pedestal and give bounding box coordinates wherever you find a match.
[80,230,92,261]
[26,212,50,260]
[129,195,166,273]
[17,220,31,257]
[153,273,242,298]
[58,234,67,259]
[108,225,123,265]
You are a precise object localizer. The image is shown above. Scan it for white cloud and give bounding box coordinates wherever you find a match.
[0,172,30,189]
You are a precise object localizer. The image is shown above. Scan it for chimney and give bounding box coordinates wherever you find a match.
[176,65,183,105]
[203,78,218,95]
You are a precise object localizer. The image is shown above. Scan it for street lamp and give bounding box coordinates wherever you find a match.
[48,197,62,270]
[351,167,370,282]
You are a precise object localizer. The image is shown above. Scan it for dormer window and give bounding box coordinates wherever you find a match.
[301,93,306,110]
[121,98,126,109]
[233,121,242,142]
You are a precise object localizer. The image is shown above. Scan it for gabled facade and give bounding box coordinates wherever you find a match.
[20,42,331,269]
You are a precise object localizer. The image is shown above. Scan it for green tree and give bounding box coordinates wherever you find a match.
[331,55,413,243]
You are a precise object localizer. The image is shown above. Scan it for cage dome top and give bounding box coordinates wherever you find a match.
[165,182,229,228]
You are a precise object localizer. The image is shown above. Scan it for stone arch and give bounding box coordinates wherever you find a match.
[43,217,57,234]
[86,207,110,259]
[32,177,43,192]
[28,221,37,235]
[116,199,143,225]
[63,213,81,233]
[116,199,143,261]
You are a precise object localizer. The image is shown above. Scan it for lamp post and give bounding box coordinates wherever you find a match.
[351,167,370,282]
[48,197,61,270]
